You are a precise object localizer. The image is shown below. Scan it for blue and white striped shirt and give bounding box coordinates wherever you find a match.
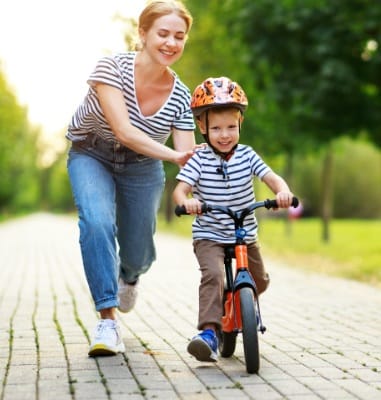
[66,52,195,143]
[176,145,272,243]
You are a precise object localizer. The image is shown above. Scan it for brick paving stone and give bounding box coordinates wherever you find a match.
[1,213,381,400]
[332,378,381,399]
[2,384,37,400]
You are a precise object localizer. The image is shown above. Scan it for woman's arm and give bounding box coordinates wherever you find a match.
[96,83,194,166]
[172,128,196,151]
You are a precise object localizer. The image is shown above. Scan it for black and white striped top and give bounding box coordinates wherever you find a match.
[176,145,272,243]
[66,52,195,143]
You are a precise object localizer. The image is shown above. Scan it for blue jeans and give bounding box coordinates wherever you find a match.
[67,136,165,311]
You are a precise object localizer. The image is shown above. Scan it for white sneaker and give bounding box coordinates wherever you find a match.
[88,319,125,357]
[118,279,138,313]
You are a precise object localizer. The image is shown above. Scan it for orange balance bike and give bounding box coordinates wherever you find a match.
[175,197,299,373]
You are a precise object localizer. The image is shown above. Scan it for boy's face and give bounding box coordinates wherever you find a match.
[197,108,242,154]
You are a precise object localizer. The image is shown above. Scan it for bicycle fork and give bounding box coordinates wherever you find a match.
[221,245,266,334]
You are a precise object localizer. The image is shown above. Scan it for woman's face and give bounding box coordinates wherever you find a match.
[140,12,188,66]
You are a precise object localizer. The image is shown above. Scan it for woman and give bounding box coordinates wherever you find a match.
[66,1,195,357]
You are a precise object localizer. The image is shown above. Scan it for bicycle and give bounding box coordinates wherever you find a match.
[175,197,299,373]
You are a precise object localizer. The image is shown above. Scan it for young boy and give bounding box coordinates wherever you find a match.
[173,77,294,362]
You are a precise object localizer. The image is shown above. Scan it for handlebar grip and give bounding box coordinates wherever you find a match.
[175,203,209,217]
[266,199,278,209]
[291,196,299,208]
[266,196,299,209]
[175,205,187,216]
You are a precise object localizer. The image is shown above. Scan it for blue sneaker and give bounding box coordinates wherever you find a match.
[187,329,218,362]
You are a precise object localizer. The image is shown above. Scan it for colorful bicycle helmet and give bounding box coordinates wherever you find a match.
[191,77,248,117]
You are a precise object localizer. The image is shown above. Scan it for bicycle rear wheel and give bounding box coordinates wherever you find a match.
[240,287,260,373]
[219,289,237,357]
[218,330,237,357]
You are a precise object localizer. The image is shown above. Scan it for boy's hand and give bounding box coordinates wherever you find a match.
[182,198,203,215]
[276,191,294,208]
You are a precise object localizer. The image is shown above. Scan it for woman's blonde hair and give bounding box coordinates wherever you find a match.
[139,1,193,34]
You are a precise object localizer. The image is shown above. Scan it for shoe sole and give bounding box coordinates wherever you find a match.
[187,338,217,362]
[118,282,138,313]
[88,343,125,357]
[117,305,134,313]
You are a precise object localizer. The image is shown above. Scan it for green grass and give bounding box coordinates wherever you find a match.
[158,215,381,287]
[258,217,381,286]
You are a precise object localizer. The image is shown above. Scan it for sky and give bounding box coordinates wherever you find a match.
[0,0,146,139]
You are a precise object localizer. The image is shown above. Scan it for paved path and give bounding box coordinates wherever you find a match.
[0,213,380,400]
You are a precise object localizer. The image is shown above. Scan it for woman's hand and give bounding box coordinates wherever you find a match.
[173,150,195,167]
[193,142,207,151]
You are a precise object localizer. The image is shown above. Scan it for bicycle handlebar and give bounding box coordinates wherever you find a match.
[175,196,299,217]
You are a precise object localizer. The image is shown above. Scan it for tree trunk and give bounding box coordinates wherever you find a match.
[321,143,334,242]
[164,179,175,223]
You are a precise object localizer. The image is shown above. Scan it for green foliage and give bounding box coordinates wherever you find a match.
[237,0,381,151]
[177,0,254,111]
[292,152,321,215]
[174,2,381,219]
[43,143,74,211]
[293,137,381,218]
[181,0,381,154]
[332,137,381,218]
[0,67,42,213]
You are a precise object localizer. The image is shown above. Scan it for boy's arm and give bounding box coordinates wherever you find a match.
[173,181,192,205]
[173,181,203,215]
[262,171,294,208]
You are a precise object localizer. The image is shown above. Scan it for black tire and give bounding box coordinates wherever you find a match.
[218,330,237,357]
[240,287,260,373]
[219,289,238,357]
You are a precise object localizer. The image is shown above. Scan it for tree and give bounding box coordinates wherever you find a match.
[233,0,381,240]
[0,65,41,212]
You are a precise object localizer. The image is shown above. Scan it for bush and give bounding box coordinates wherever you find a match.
[294,137,381,218]
[332,137,381,218]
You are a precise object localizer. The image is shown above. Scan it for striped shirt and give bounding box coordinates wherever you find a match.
[176,145,272,243]
[66,52,195,144]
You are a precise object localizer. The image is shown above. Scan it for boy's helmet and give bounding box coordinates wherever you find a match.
[191,77,248,116]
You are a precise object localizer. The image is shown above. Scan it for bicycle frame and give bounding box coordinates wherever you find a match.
[222,238,266,335]
[175,197,298,336]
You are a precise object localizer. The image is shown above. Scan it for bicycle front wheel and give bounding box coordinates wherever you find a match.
[240,287,260,373]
